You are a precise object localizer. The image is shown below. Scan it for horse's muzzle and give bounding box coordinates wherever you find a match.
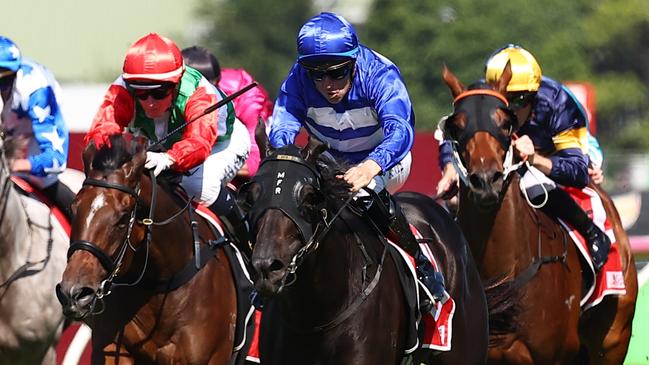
[252,257,289,296]
[55,282,97,320]
[467,171,503,209]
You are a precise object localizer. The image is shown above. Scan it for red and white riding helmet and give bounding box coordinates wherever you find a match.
[122,33,184,84]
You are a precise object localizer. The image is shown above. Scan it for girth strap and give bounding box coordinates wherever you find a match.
[149,237,227,293]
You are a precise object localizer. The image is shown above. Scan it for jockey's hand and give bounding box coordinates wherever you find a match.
[589,166,604,184]
[145,152,174,176]
[340,159,382,192]
[513,135,536,162]
[10,158,31,173]
[436,163,459,199]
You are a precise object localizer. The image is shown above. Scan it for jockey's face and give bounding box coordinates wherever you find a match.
[313,72,353,104]
[302,59,354,104]
[507,92,535,124]
[131,84,175,119]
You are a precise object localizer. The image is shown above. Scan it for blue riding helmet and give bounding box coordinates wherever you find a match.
[0,36,21,72]
[297,12,359,63]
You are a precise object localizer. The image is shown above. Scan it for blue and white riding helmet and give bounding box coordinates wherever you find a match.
[297,12,359,64]
[0,36,22,72]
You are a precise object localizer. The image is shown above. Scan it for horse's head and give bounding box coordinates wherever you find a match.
[441,64,520,209]
[56,134,148,320]
[239,136,350,296]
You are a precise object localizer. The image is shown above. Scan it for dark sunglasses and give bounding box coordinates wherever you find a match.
[132,86,174,100]
[303,61,354,82]
[507,92,535,109]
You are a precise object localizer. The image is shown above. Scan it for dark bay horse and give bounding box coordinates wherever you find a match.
[239,137,491,365]
[55,134,242,364]
[441,64,638,364]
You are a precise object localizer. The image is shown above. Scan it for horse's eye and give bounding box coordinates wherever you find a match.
[116,214,130,229]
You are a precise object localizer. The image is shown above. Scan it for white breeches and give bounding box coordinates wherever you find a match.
[181,119,250,206]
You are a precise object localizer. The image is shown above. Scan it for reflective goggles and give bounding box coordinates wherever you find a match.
[127,82,175,100]
[507,92,536,109]
[301,60,354,82]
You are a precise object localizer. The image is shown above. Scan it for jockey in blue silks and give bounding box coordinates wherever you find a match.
[269,12,444,307]
[436,44,610,271]
[0,36,74,219]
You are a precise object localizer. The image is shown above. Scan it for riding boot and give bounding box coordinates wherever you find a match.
[208,188,252,258]
[366,191,447,311]
[538,188,611,272]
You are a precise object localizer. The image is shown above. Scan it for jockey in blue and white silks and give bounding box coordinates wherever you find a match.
[0,36,73,219]
[268,12,446,310]
[270,40,415,193]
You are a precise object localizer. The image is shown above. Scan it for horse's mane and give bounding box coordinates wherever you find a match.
[315,154,354,202]
[90,134,139,172]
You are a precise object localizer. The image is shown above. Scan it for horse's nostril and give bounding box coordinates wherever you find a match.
[469,174,485,190]
[492,171,503,183]
[71,286,96,305]
[254,258,286,279]
[268,259,285,273]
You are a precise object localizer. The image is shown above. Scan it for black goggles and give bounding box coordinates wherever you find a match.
[302,60,354,82]
[127,83,175,100]
[133,87,174,100]
[507,92,536,109]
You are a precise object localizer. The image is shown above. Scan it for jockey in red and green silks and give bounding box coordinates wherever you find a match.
[85,33,250,219]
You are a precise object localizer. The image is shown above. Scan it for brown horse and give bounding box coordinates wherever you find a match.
[55,134,244,365]
[238,136,496,365]
[441,64,638,364]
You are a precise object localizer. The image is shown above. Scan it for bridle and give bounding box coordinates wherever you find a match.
[248,152,386,332]
[444,89,525,190]
[246,153,355,290]
[62,171,194,317]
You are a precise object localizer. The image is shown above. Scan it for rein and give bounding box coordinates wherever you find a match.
[0,153,55,294]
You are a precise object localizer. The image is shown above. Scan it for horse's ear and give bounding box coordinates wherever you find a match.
[82,141,97,175]
[302,137,327,164]
[495,61,513,95]
[255,117,273,159]
[124,138,147,182]
[442,64,465,98]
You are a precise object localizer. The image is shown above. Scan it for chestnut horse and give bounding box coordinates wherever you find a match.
[55,134,243,364]
[239,137,496,365]
[441,65,637,364]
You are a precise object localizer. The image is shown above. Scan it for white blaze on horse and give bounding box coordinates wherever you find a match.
[0,115,85,364]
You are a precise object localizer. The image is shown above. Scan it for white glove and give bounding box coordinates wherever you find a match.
[144,152,174,176]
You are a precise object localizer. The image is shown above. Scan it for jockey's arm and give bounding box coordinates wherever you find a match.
[84,83,135,147]
[168,87,219,171]
[269,67,304,149]
[25,86,68,176]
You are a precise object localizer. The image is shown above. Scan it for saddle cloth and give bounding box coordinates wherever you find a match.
[10,175,70,235]
[559,186,626,311]
[192,204,259,364]
[388,226,455,353]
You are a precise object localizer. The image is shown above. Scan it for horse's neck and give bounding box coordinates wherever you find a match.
[0,169,32,271]
[459,177,534,276]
